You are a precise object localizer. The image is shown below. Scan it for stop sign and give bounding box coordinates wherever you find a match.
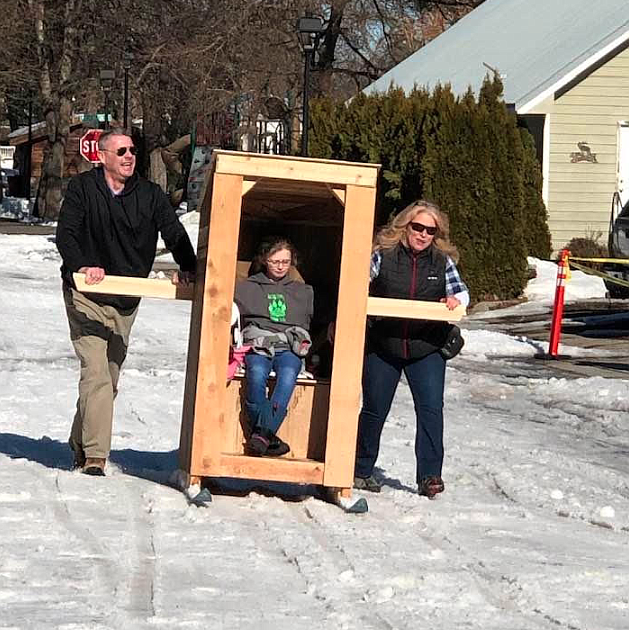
[79,129,103,163]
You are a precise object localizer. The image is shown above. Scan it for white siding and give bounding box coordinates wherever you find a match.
[543,46,629,251]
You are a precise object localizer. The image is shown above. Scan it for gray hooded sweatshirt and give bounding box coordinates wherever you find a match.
[234,272,314,335]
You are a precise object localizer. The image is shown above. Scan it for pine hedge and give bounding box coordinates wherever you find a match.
[309,77,552,301]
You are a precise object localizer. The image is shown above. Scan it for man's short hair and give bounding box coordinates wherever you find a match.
[98,128,132,151]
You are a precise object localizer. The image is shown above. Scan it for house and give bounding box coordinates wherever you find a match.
[8,119,91,199]
[363,0,629,251]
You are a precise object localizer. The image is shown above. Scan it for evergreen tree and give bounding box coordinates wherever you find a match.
[309,77,551,301]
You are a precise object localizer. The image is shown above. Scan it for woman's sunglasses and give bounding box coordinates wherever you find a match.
[102,146,138,157]
[409,221,438,236]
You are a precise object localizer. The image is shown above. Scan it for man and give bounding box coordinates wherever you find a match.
[56,128,196,476]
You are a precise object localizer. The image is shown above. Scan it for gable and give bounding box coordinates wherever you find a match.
[363,0,629,113]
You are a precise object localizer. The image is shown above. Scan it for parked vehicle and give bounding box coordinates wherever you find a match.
[603,192,629,298]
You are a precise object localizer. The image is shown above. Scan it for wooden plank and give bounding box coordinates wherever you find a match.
[73,273,194,301]
[323,184,376,488]
[179,171,214,471]
[186,172,243,476]
[366,297,465,321]
[214,151,379,188]
[215,454,325,484]
[214,149,381,171]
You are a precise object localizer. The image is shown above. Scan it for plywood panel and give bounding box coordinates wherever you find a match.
[323,184,376,488]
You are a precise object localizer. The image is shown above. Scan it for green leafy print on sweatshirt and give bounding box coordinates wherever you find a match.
[267,293,287,322]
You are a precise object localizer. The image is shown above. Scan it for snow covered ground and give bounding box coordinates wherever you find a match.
[1,227,628,630]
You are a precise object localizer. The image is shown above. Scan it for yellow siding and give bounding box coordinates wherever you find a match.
[535,46,629,251]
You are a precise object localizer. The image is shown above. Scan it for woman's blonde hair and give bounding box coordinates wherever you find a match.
[373,199,459,262]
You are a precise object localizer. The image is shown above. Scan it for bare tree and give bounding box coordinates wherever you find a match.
[0,0,485,217]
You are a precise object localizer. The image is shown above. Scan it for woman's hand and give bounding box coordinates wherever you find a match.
[172,270,195,287]
[441,296,461,311]
[78,266,105,285]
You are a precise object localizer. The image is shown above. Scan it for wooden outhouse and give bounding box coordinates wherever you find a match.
[177,151,380,503]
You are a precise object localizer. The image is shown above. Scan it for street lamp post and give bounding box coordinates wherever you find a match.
[99,69,116,130]
[123,50,133,132]
[297,16,323,157]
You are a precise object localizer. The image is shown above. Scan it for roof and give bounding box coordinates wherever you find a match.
[363,0,629,113]
[8,118,85,145]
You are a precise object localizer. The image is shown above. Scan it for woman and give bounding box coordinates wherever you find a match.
[353,200,469,498]
[234,237,314,457]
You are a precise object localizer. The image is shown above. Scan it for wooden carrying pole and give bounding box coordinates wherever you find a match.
[73,273,465,322]
[73,273,194,301]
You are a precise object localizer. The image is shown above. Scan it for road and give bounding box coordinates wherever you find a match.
[466,300,629,380]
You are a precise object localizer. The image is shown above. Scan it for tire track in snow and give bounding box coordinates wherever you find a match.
[249,496,395,630]
[53,467,157,626]
[51,470,124,628]
[380,486,559,630]
[115,470,157,621]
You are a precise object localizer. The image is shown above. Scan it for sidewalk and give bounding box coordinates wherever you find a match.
[0,219,55,235]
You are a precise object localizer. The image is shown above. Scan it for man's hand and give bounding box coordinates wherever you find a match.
[172,270,195,287]
[441,296,461,311]
[78,266,105,285]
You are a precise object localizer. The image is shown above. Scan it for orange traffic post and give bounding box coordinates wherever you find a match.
[547,249,570,358]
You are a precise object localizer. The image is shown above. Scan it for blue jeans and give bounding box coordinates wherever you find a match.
[354,350,446,483]
[244,350,303,434]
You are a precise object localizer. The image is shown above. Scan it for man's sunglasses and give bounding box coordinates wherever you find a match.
[409,221,438,236]
[101,146,137,157]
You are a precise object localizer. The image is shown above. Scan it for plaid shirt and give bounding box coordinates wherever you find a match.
[370,250,469,297]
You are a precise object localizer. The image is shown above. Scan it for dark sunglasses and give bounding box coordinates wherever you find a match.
[102,146,137,157]
[409,221,438,236]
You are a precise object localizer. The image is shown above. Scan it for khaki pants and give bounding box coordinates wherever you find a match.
[63,286,138,459]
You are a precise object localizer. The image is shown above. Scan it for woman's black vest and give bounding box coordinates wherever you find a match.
[369,243,450,360]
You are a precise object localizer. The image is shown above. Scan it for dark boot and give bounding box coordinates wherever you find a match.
[418,476,444,499]
[245,432,271,456]
[266,433,290,457]
[246,430,290,457]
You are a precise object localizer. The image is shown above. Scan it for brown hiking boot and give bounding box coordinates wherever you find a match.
[418,476,444,499]
[83,457,106,476]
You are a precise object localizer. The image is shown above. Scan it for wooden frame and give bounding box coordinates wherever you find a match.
[75,150,467,506]
[179,151,381,500]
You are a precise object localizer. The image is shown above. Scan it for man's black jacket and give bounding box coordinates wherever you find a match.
[56,167,196,310]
